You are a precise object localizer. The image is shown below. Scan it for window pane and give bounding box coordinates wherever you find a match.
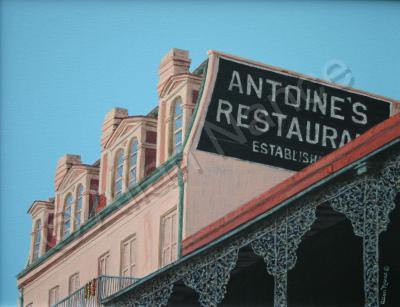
[130,153,137,165]
[129,146,138,188]
[175,101,182,116]
[175,117,182,130]
[75,186,83,229]
[63,194,73,237]
[75,215,81,227]
[117,152,124,165]
[175,130,182,144]
[131,141,138,153]
[114,151,124,197]
[117,164,124,177]
[33,221,41,260]
[115,180,122,195]
[129,168,137,186]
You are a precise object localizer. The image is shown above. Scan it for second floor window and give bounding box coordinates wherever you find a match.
[74,185,84,230]
[63,194,73,239]
[160,209,178,267]
[98,252,110,276]
[173,99,183,153]
[32,219,42,261]
[114,150,124,198]
[48,286,59,306]
[121,236,136,277]
[128,140,138,188]
[69,273,80,294]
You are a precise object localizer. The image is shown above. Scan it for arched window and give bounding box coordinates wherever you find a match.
[114,150,124,197]
[74,184,84,230]
[173,98,183,153]
[128,140,139,187]
[32,220,42,261]
[63,194,73,239]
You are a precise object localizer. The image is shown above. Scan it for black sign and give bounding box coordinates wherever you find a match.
[197,57,391,171]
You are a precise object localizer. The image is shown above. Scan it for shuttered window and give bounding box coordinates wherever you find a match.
[160,209,178,267]
[98,252,110,276]
[121,236,136,277]
[48,286,59,306]
[69,273,80,294]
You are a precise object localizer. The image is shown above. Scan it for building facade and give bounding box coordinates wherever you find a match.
[17,49,400,307]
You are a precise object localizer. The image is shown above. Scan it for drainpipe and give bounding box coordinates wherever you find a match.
[176,60,208,258]
[177,163,184,258]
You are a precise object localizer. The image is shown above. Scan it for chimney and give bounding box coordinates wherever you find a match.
[101,107,128,149]
[54,154,81,191]
[157,48,191,95]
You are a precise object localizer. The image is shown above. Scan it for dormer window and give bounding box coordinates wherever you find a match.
[114,150,124,198]
[128,139,139,187]
[74,185,84,230]
[32,220,42,261]
[173,98,183,153]
[63,194,73,239]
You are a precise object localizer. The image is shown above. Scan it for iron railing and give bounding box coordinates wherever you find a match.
[97,275,138,300]
[53,275,138,307]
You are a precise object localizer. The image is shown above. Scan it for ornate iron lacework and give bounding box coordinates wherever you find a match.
[320,154,400,307]
[108,152,399,307]
[112,275,175,307]
[182,247,239,307]
[250,201,317,307]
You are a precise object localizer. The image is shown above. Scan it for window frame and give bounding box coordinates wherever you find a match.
[127,139,139,188]
[48,285,59,307]
[113,149,125,198]
[172,98,183,154]
[32,219,42,261]
[68,272,80,295]
[159,207,178,267]
[120,234,137,277]
[63,193,73,239]
[74,184,84,230]
[98,251,110,276]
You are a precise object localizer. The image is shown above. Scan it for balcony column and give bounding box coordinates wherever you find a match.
[250,201,317,307]
[324,155,399,307]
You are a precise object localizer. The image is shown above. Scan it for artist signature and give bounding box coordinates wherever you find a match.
[380,265,390,305]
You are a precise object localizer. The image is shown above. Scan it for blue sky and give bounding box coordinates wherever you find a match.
[1,0,399,305]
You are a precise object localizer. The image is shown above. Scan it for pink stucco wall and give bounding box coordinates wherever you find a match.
[20,171,179,306]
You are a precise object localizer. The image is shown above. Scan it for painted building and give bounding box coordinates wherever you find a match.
[17,49,400,307]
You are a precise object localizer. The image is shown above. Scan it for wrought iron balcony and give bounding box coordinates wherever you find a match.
[53,275,138,307]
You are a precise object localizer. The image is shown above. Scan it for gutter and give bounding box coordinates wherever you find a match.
[177,166,184,258]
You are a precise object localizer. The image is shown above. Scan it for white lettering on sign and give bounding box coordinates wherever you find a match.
[252,141,321,164]
[227,70,368,125]
[197,57,391,171]
[215,98,356,150]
